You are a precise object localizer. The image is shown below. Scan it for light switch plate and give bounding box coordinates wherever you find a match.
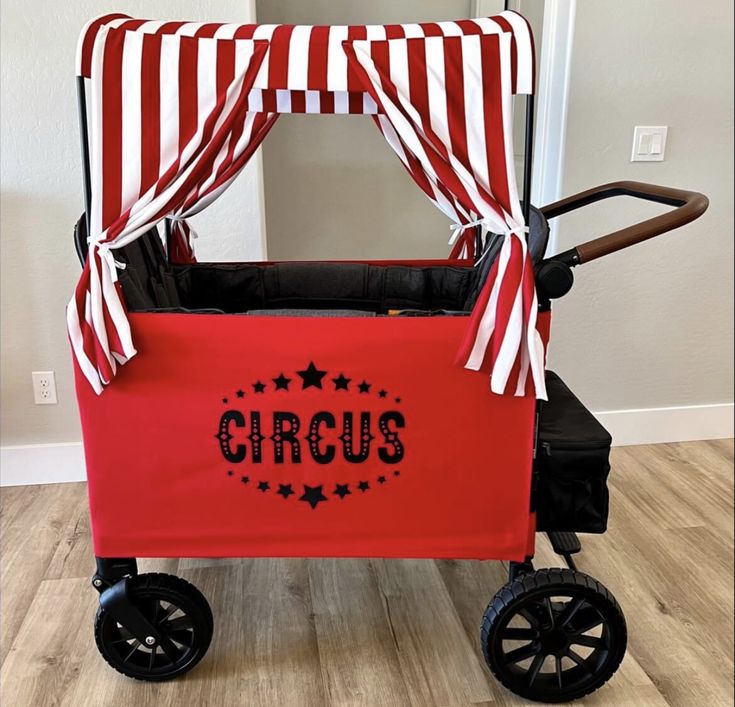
[631,126,668,162]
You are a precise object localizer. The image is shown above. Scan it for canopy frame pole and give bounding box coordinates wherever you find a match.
[522,93,535,225]
[76,76,92,238]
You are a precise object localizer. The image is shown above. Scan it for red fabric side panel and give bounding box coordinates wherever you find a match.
[75,314,535,560]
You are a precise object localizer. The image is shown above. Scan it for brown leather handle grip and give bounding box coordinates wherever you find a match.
[541,181,709,264]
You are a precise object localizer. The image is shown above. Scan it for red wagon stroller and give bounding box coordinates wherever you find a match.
[69,8,707,703]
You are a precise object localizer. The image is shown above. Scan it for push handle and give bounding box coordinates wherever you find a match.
[542,181,708,265]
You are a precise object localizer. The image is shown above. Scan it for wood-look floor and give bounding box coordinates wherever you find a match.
[0,440,732,706]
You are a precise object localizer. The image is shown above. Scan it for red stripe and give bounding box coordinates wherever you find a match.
[443,36,470,168]
[100,29,124,233]
[480,35,512,215]
[80,13,129,77]
[307,26,330,90]
[291,90,306,113]
[454,19,483,35]
[140,33,162,195]
[194,23,223,39]
[346,26,367,114]
[268,25,295,88]
[493,16,517,94]
[233,25,257,40]
[319,90,334,113]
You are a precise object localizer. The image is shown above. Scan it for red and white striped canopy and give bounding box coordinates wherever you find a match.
[69,11,546,399]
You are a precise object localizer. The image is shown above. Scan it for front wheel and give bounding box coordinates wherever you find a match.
[480,568,626,703]
[94,572,213,681]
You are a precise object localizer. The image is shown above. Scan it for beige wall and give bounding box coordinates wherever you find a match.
[257,0,475,261]
[546,0,734,410]
[0,0,264,447]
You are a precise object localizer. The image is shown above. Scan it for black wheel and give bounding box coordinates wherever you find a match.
[94,572,213,681]
[481,568,626,703]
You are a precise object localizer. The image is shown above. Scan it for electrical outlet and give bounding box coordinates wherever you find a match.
[32,371,58,405]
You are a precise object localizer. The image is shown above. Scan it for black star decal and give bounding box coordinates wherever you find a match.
[358,480,370,492]
[241,476,250,484]
[257,481,270,493]
[377,476,386,484]
[378,390,387,398]
[333,373,351,391]
[273,373,291,391]
[393,470,400,476]
[300,484,328,509]
[222,397,229,404]
[333,483,351,499]
[252,381,266,393]
[236,389,245,398]
[297,361,327,390]
[227,470,234,476]
[395,397,401,403]
[277,483,295,499]
[358,381,371,394]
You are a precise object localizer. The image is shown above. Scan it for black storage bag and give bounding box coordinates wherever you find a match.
[535,371,613,533]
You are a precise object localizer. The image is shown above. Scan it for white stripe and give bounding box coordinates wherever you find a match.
[288,25,312,90]
[402,23,423,39]
[497,32,524,226]
[424,36,450,147]
[276,89,292,113]
[66,299,103,394]
[252,24,278,87]
[305,90,321,113]
[120,34,143,214]
[159,34,180,175]
[464,235,512,370]
[214,24,238,40]
[459,34,495,219]
[500,11,534,94]
[247,88,264,112]
[333,90,349,114]
[326,26,349,91]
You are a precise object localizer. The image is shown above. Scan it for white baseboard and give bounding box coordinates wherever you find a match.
[0,442,86,487]
[0,404,732,486]
[594,403,734,447]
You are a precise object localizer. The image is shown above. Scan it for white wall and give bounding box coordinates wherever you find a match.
[547,0,734,416]
[0,1,266,450]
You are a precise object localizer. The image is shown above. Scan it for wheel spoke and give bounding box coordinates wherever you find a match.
[165,616,194,632]
[569,606,604,635]
[169,629,195,648]
[557,597,585,629]
[527,653,546,686]
[501,627,537,641]
[544,597,555,628]
[572,634,605,649]
[519,607,541,629]
[555,656,564,689]
[504,642,541,665]
[156,604,179,625]
[122,640,141,663]
[566,648,593,674]
[148,645,157,671]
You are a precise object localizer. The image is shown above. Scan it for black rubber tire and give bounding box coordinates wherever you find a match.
[94,572,213,681]
[480,568,626,703]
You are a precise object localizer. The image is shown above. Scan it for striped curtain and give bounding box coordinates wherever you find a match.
[68,27,273,393]
[345,33,546,399]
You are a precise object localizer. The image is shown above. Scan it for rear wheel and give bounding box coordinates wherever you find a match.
[481,568,626,703]
[94,572,213,681]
